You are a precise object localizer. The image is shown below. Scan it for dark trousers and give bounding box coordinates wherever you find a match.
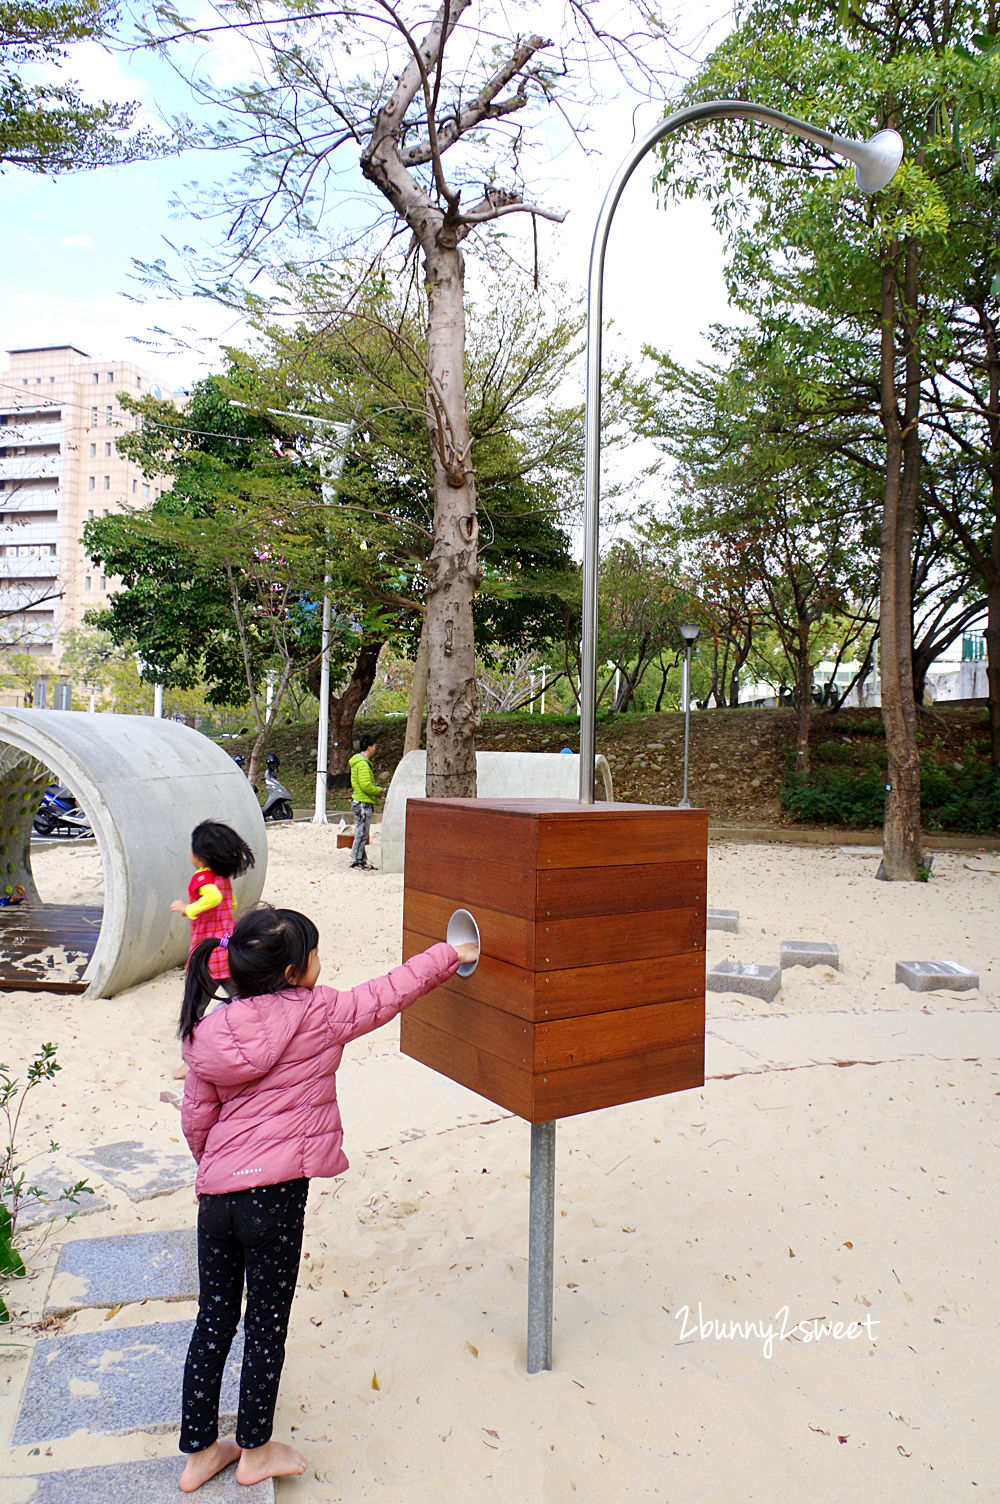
[180,1177,309,1453]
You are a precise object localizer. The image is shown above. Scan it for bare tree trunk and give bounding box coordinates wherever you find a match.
[793,658,813,779]
[403,612,430,756]
[985,307,1000,766]
[879,246,923,879]
[309,641,382,792]
[422,240,481,796]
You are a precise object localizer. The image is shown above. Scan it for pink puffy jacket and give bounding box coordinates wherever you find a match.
[181,942,459,1196]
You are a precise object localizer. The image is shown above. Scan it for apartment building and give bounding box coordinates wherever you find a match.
[0,344,171,661]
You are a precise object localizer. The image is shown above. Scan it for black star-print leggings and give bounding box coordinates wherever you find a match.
[180,1177,309,1454]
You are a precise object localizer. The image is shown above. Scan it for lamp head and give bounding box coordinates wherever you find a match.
[835,128,904,195]
[679,622,700,646]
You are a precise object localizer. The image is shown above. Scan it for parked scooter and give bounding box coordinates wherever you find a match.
[232,753,294,822]
[33,784,93,839]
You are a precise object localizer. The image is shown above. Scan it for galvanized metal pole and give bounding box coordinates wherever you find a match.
[679,646,692,809]
[578,102,903,807]
[527,1120,556,1373]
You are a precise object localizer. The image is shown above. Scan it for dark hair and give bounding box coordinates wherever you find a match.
[358,734,376,752]
[190,820,256,879]
[178,905,319,1042]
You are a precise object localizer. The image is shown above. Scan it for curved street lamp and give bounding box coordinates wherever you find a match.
[577,102,903,804]
[678,621,701,808]
[526,101,903,1379]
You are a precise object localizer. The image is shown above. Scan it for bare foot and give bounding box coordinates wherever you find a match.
[179,1437,240,1492]
[236,1439,307,1486]
[173,1063,189,1080]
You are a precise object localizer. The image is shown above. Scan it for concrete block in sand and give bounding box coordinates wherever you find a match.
[707,961,781,1002]
[780,940,839,970]
[75,1139,194,1200]
[707,908,739,932]
[895,960,979,993]
[12,1320,243,1445]
[7,1457,272,1502]
[45,1228,197,1316]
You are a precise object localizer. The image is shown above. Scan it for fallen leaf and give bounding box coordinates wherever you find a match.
[371,1371,380,1391]
[104,1303,122,1321]
[838,1435,848,1444]
[310,1317,323,1327]
[466,1341,479,1358]
[788,1248,795,1258]
[843,1241,854,1249]
[484,1428,499,1439]
[898,1446,911,1458]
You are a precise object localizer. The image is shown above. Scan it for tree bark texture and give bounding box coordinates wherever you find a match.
[403,611,430,756]
[878,245,923,879]
[308,642,381,791]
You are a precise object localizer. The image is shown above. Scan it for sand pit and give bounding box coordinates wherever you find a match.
[2,824,998,1501]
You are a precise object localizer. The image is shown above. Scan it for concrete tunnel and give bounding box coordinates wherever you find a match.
[0,709,267,998]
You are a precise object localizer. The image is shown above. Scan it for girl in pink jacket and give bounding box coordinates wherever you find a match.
[176,903,475,1494]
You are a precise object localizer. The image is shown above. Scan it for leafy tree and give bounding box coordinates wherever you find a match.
[1,0,162,171]
[654,0,1000,875]
[138,0,675,795]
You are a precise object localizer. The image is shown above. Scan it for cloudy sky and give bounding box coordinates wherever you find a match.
[0,2,736,394]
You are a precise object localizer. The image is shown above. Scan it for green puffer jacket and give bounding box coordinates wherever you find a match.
[349,752,381,805]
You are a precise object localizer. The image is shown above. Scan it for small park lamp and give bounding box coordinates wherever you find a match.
[678,623,701,809]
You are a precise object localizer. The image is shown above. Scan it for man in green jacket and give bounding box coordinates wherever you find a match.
[348,734,381,870]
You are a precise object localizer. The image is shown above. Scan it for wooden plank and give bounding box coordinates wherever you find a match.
[403,928,534,1014]
[403,845,535,920]
[537,906,703,971]
[537,860,706,919]
[403,888,534,970]
[404,991,533,1068]
[0,903,100,994]
[405,800,538,871]
[535,951,706,1020]
[537,810,707,870]
[399,1014,531,1119]
[534,995,703,1071]
[531,1037,705,1122]
[1,978,88,995]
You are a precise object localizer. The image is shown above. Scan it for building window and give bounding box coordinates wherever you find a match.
[22,379,27,386]
[105,406,113,425]
[103,508,109,517]
[103,476,110,489]
[88,476,95,491]
[91,407,98,425]
[35,377,41,385]
[87,508,93,519]
[49,376,55,383]
[100,575,106,589]
[132,479,137,494]
[94,373,100,384]
[90,443,96,457]
[105,442,112,456]
[107,372,114,382]
[85,576,92,591]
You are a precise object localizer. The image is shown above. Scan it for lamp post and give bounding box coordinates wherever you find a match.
[537,664,551,716]
[524,99,903,1380]
[678,623,700,809]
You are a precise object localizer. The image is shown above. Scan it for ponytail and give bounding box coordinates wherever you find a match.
[178,938,228,1042]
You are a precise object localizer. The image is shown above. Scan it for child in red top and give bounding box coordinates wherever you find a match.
[171,821,256,979]
[170,822,256,1082]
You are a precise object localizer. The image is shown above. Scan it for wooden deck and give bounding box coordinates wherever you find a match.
[0,904,102,995]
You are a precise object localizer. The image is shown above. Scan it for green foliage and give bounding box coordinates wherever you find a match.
[781,761,1000,831]
[0,0,164,171]
[1,1043,91,1323]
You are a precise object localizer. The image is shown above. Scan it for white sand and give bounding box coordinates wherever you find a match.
[2,826,999,1501]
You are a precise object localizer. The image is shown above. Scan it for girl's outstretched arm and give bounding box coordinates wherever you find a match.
[322,942,460,1045]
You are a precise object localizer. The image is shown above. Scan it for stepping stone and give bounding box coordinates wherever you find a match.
[707,908,739,932]
[45,1229,197,1316]
[895,960,979,993]
[780,940,839,970]
[707,961,781,1002]
[6,1457,273,1502]
[8,1171,108,1231]
[75,1139,194,1201]
[12,1319,243,1445]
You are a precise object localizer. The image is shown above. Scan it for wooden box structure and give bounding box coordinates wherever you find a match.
[401,798,707,1122]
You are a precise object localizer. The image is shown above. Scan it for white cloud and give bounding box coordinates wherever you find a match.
[60,234,93,249]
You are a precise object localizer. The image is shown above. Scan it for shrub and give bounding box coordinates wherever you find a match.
[780,762,1000,833]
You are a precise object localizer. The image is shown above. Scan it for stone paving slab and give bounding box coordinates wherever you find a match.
[12,1319,243,1446]
[707,908,739,932]
[45,1229,197,1316]
[707,961,781,1002]
[896,960,979,993]
[8,1172,108,1231]
[8,1457,273,1502]
[780,940,840,970]
[75,1140,194,1201]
